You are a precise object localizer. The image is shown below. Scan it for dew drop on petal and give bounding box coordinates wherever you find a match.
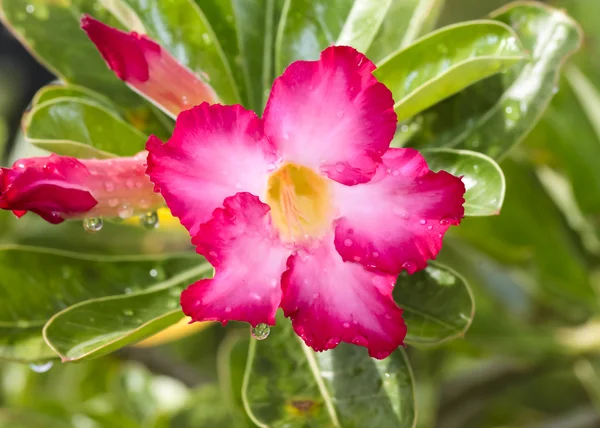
[402,260,416,272]
[372,251,379,258]
[419,219,426,225]
[118,205,134,219]
[335,163,345,173]
[140,211,159,230]
[83,217,103,233]
[343,322,350,328]
[344,238,353,247]
[104,182,115,192]
[427,225,433,231]
[225,306,232,313]
[313,293,319,299]
[108,198,119,208]
[29,361,53,373]
[251,323,270,340]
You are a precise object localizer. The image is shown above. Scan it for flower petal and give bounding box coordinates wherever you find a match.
[333,148,465,274]
[281,237,406,359]
[263,46,396,185]
[81,15,217,117]
[0,155,97,224]
[181,193,289,326]
[146,103,279,236]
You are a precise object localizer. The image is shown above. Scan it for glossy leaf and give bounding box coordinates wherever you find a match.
[0,246,200,362]
[336,0,392,53]
[275,0,353,73]
[243,318,416,428]
[31,83,114,110]
[23,97,147,158]
[394,261,473,345]
[367,0,446,63]
[43,263,212,361]
[116,0,240,105]
[423,148,505,216]
[374,21,526,122]
[0,0,140,107]
[410,2,582,159]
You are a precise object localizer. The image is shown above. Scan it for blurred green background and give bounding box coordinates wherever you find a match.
[4,0,600,427]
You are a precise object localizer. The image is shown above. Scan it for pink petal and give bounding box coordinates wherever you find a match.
[0,155,97,224]
[0,152,163,223]
[181,193,290,326]
[81,15,217,117]
[82,152,164,219]
[263,46,397,185]
[333,148,465,274]
[146,103,279,236]
[281,237,406,359]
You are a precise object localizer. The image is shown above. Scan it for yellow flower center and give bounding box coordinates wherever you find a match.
[266,163,332,242]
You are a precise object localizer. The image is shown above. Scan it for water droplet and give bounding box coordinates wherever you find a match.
[118,205,134,219]
[419,219,426,225]
[372,251,379,258]
[251,323,270,340]
[267,162,277,171]
[124,287,132,294]
[108,198,119,208]
[400,125,409,133]
[343,322,350,328]
[436,44,448,54]
[402,260,416,272]
[344,238,353,247]
[336,110,344,118]
[29,361,53,373]
[149,269,158,278]
[392,169,400,176]
[335,163,345,173]
[439,217,453,225]
[225,306,232,313]
[353,256,361,262]
[83,217,103,233]
[125,179,134,189]
[553,85,559,94]
[104,182,115,192]
[202,33,211,44]
[313,293,319,299]
[140,211,159,230]
[505,106,513,114]
[270,277,278,287]
[26,4,35,13]
[427,225,433,231]
[123,309,134,316]
[182,95,189,105]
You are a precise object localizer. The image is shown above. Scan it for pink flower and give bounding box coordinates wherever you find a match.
[81,15,218,118]
[146,46,466,359]
[0,152,163,223]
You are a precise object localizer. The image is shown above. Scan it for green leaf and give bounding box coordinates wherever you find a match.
[31,83,114,110]
[410,2,582,159]
[242,317,416,428]
[374,21,526,122]
[43,263,212,361]
[23,97,147,158]
[275,0,353,73]
[395,261,473,345]
[0,245,202,362]
[336,0,392,53]
[367,0,446,63]
[115,0,241,105]
[0,0,141,107]
[422,148,505,216]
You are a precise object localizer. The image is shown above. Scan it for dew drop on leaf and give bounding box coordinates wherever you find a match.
[83,217,103,233]
[29,361,53,373]
[140,211,159,230]
[251,323,270,340]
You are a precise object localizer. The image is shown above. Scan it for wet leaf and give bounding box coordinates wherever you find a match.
[23,97,147,158]
[410,2,582,159]
[43,262,212,361]
[395,261,474,345]
[336,0,392,53]
[422,148,505,216]
[0,245,203,362]
[243,317,416,428]
[374,21,526,122]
